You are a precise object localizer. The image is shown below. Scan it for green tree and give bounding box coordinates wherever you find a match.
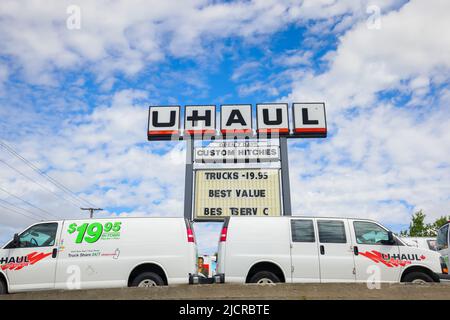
[432,216,450,231]
[408,210,432,236]
[401,210,450,237]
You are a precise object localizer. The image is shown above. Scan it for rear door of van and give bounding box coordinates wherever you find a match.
[316,218,356,282]
[185,219,198,277]
[4,221,61,292]
[289,218,320,282]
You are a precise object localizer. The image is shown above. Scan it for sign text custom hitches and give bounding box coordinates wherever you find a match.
[194,141,280,163]
[194,169,281,220]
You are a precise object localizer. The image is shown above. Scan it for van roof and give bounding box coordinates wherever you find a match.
[227,215,381,223]
[33,216,187,223]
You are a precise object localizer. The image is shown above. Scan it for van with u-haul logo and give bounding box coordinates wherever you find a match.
[0,217,197,294]
[217,216,448,284]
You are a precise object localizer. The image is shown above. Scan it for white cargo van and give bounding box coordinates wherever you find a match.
[217,216,447,284]
[0,217,197,294]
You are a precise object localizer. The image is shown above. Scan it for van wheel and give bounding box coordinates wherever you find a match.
[0,279,7,295]
[403,272,433,284]
[249,271,280,285]
[131,272,164,287]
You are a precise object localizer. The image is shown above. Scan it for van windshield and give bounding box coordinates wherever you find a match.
[437,224,449,251]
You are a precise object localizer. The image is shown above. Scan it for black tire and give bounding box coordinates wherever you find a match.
[0,279,7,295]
[130,272,165,287]
[403,272,434,283]
[249,271,280,284]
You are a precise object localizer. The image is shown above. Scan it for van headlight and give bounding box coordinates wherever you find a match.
[440,257,448,274]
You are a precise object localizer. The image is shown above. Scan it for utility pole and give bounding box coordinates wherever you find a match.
[81,207,103,218]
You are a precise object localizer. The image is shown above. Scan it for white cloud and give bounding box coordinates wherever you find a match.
[231,61,260,81]
[273,50,313,67]
[287,0,450,111]
[0,0,403,86]
[284,0,450,226]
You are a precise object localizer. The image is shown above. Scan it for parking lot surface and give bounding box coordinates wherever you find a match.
[1,282,450,300]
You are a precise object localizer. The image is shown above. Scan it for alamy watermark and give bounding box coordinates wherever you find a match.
[366,5,381,30]
[66,265,81,290]
[66,5,81,30]
[366,265,381,289]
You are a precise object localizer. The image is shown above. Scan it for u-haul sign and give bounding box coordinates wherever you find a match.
[147,103,326,140]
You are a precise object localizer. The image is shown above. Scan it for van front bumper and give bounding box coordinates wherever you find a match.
[438,273,450,281]
[189,273,225,284]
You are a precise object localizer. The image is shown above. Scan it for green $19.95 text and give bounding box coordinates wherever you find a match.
[67,222,121,243]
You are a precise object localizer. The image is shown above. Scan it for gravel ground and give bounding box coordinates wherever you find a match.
[1,282,450,300]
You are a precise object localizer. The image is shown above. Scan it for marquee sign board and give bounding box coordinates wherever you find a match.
[194,168,281,220]
[147,103,326,140]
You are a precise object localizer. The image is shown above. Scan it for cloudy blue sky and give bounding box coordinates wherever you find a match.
[0,0,449,254]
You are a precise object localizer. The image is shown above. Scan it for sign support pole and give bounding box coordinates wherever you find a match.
[184,138,194,220]
[279,137,292,216]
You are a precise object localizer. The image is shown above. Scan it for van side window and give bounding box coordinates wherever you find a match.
[426,240,437,251]
[318,220,346,243]
[291,220,315,242]
[353,221,390,245]
[437,224,449,251]
[16,223,58,248]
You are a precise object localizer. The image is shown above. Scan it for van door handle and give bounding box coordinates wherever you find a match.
[52,248,58,258]
[353,246,359,256]
[320,245,325,255]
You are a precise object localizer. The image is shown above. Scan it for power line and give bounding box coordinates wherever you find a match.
[0,197,49,220]
[0,203,40,222]
[0,158,84,210]
[0,140,97,208]
[0,186,59,219]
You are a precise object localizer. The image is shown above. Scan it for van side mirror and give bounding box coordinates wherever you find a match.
[387,231,395,245]
[388,231,394,243]
[381,231,395,245]
[12,233,20,248]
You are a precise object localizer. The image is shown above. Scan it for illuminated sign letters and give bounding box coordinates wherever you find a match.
[256,103,289,135]
[220,104,252,134]
[147,106,180,140]
[147,103,327,140]
[292,103,327,138]
[184,105,216,135]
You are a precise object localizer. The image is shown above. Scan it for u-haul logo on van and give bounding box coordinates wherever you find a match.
[360,250,426,268]
[0,251,52,271]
